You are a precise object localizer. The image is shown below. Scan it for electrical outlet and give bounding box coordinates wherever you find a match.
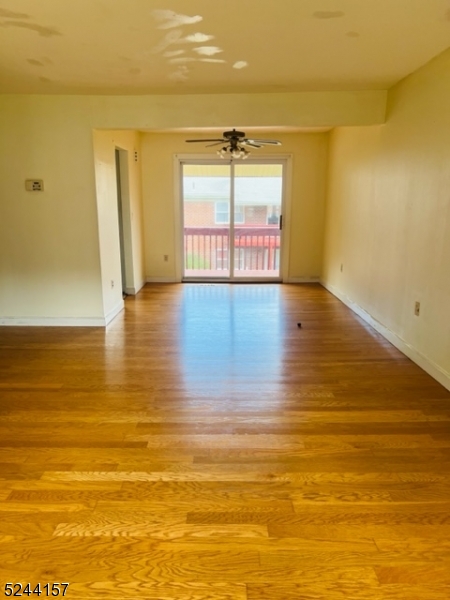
[414,301,420,316]
[164,255,169,262]
[111,280,115,289]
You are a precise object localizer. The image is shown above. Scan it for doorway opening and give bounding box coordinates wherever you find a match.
[114,148,134,296]
[180,159,286,282]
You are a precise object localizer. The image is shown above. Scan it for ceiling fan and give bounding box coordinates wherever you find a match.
[185,129,281,159]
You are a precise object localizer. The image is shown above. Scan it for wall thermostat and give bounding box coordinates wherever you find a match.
[25,179,44,191]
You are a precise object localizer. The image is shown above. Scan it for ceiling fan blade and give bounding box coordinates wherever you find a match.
[243,141,262,148]
[247,139,282,145]
[206,141,227,147]
[185,138,225,143]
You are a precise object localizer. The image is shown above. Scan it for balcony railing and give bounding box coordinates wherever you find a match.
[184,226,280,274]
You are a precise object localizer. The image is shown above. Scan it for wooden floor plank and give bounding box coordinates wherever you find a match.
[1,283,449,599]
[247,583,384,600]
[66,582,248,600]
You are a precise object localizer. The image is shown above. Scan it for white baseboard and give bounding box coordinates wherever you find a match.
[0,299,125,327]
[146,277,180,283]
[285,276,321,284]
[146,276,321,284]
[104,300,124,325]
[0,316,107,327]
[321,280,450,392]
[125,280,146,295]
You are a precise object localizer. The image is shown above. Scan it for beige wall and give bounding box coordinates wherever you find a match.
[322,49,450,390]
[0,97,104,324]
[141,132,329,282]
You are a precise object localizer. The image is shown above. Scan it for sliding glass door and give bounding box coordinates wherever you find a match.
[233,163,283,279]
[181,160,284,281]
[182,163,231,278]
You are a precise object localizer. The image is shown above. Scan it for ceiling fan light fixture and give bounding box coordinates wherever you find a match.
[187,129,280,160]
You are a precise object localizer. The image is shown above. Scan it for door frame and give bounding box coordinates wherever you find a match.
[174,153,293,282]
[114,147,135,295]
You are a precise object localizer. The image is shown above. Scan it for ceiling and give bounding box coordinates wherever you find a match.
[1,0,450,95]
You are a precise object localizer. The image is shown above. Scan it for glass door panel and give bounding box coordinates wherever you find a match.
[233,163,283,279]
[182,164,231,279]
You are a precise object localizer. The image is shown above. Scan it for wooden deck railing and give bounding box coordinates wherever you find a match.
[184,226,280,271]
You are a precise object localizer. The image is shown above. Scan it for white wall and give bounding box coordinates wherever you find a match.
[322,49,450,391]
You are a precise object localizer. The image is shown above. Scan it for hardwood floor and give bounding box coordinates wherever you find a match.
[1,283,449,599]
